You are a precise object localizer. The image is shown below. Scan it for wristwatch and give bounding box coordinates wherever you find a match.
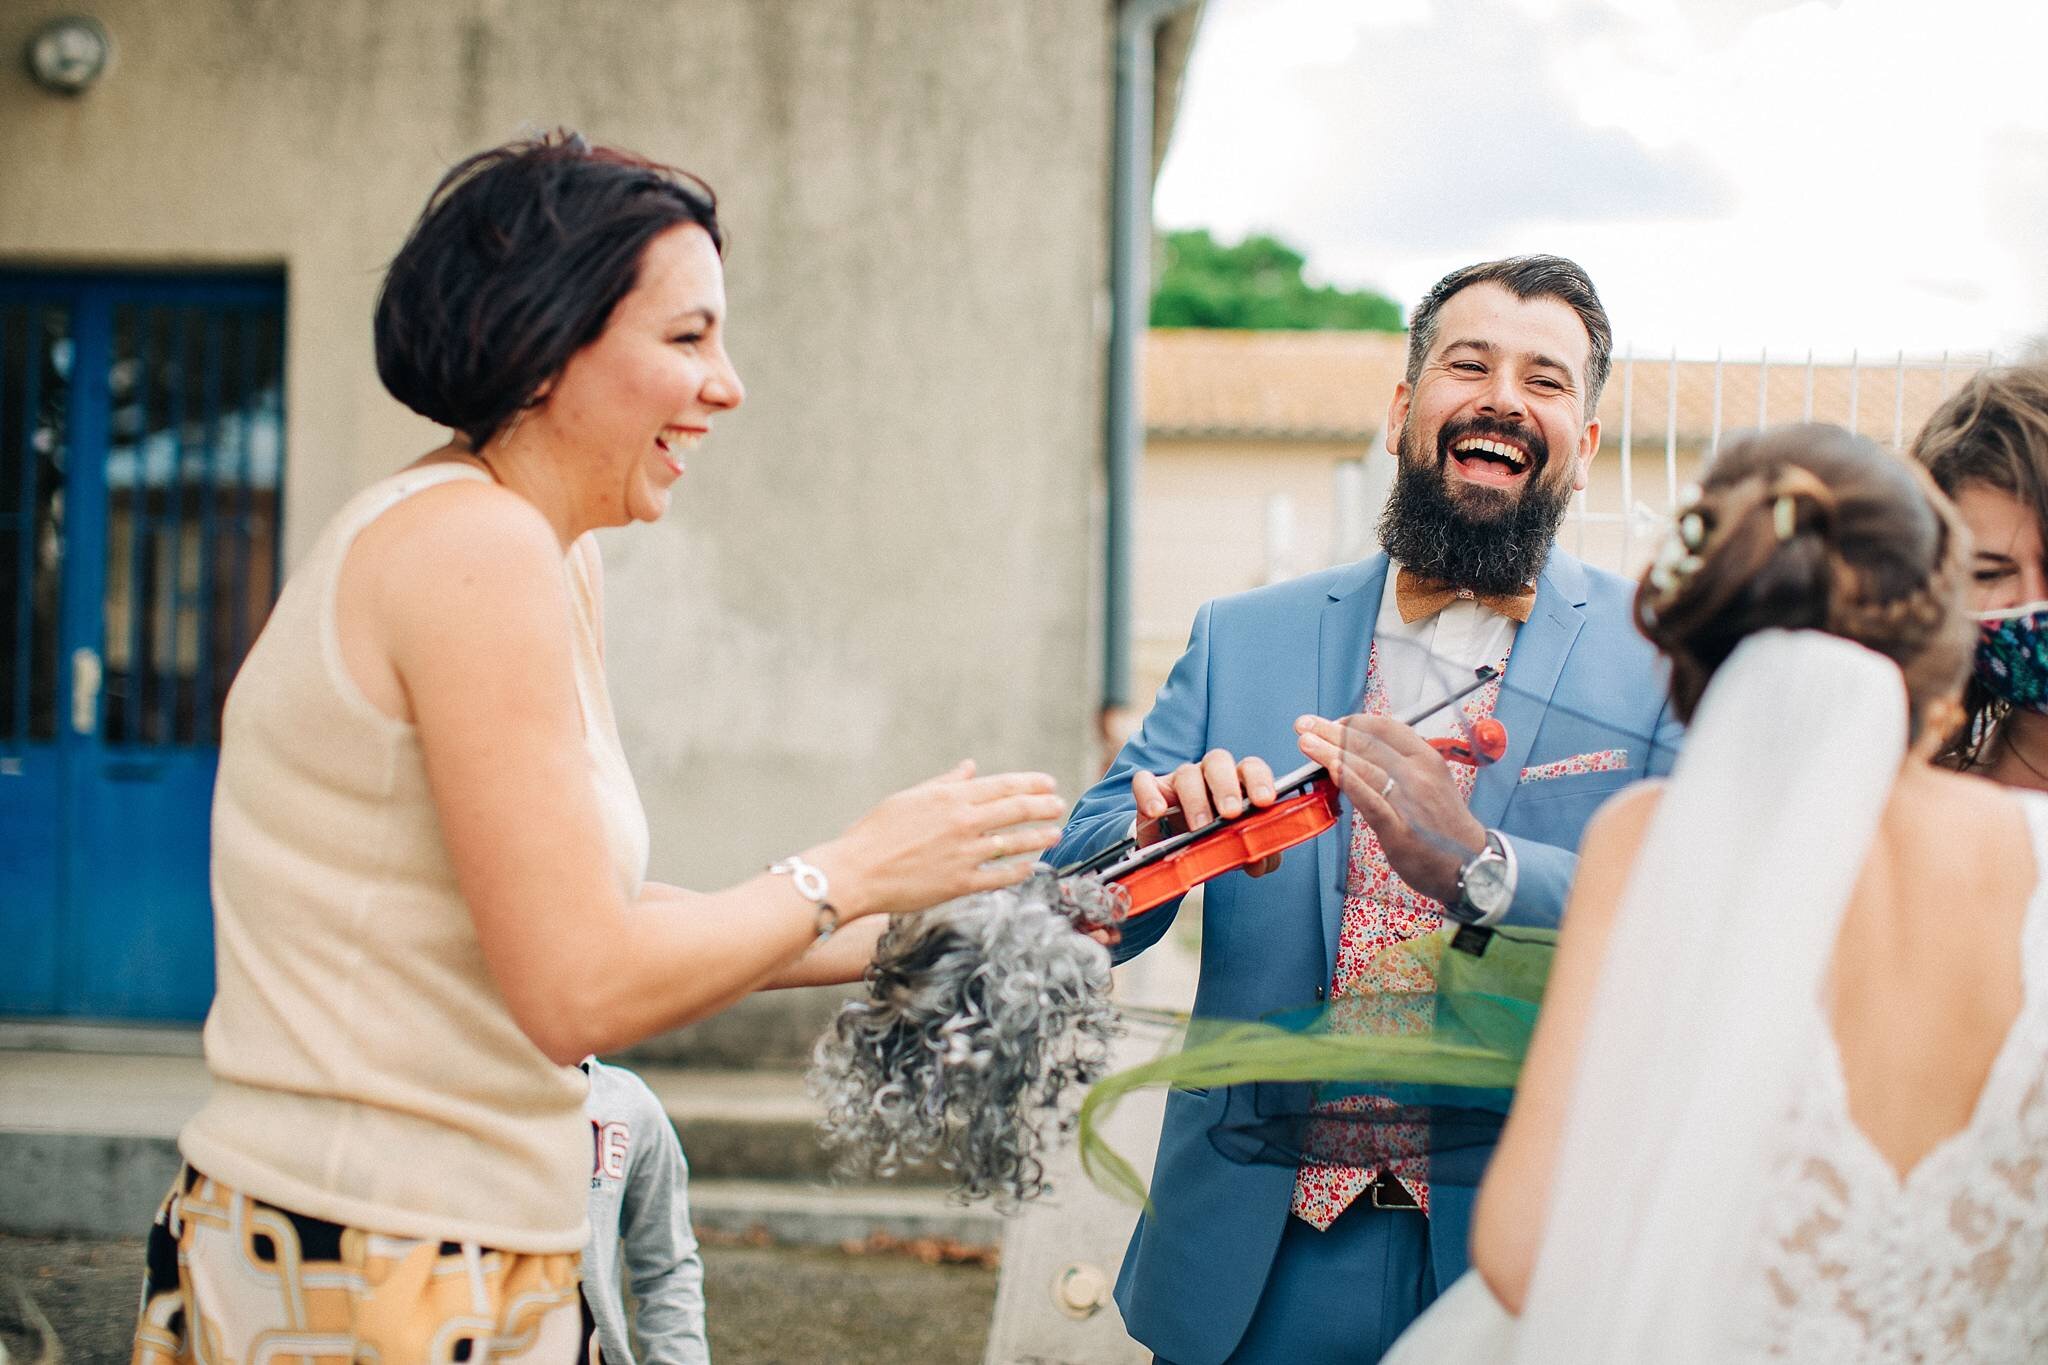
[1453,829,1516,926]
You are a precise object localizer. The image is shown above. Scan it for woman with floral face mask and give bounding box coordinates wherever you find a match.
[1913,361,2048,789]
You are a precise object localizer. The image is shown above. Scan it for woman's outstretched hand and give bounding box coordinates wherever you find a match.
[818,761,1066,920]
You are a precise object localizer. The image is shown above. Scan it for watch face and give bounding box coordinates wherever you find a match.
[1464,856,1512,913]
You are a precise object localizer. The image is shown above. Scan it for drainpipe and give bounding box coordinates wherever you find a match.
[1103,0,1197,741]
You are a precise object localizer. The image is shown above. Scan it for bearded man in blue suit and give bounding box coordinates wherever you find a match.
[1053,256,1677,1364]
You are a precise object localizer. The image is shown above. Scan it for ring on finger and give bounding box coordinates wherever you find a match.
[1379,773,1396,799]
[988,833,1009,860]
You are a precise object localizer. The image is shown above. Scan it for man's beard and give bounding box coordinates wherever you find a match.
[1375,418,1576,595]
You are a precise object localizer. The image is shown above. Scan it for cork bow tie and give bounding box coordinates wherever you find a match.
[1393,568,1537,625]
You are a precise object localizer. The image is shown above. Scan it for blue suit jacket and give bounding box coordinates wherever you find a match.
[1053,550,1675,1365]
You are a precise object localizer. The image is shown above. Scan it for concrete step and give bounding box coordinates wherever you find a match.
[0,1043,976,1245]
[690,1179,1000,1249]
[0,1035,915,1184]
[0,1120,997,1249]
[638,1063,891,1184]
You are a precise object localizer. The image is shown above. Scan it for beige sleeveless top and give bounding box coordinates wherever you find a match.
[180,463,650,1252]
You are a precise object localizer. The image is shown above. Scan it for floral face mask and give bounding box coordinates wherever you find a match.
[1975,602,2048,713]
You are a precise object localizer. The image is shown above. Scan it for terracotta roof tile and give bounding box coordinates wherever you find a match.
[1144,328,1409,438]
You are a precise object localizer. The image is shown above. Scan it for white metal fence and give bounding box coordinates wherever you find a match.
[1570,346,2003,577]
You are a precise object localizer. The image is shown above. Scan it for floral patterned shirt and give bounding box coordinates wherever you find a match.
[1291,641,1510,1228]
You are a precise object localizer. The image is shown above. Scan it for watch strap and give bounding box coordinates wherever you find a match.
[1456,829,1516,928]
[1477,830,1517,927]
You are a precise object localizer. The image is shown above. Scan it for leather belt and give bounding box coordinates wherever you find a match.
[1367,1174,1421,1211]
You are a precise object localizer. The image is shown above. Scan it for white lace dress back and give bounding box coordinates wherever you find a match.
[1740,790,2048,1362]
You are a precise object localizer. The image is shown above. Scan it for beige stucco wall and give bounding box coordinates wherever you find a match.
[1133,434,1374,699]
[1,0,1115,1053]
[1568,437,1708,582]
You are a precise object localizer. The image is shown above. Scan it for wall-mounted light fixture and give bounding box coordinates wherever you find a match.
[25,15,113,95]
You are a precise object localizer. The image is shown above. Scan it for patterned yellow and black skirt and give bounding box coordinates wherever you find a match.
[132,1166,591,1364]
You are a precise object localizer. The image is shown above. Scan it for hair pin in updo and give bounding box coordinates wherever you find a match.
[1766,464,1833,543]
[1646,487,1708,600]
[1772,494,1797,541]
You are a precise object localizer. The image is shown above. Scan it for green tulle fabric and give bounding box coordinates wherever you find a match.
[1077,925,1559,1206]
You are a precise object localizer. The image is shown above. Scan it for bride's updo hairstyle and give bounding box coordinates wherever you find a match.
[1636,422,1971,734]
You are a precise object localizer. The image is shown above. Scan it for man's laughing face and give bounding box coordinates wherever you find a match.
[1375,282,1602,593]
[1390,280,1598,515]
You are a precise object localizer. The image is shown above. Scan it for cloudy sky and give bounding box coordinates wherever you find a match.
[1154,0,2048,357]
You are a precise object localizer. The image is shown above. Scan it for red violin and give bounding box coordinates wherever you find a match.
[1427,716,1507,768]
[1062,668,1504,920]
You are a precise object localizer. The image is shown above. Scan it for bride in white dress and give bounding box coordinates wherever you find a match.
[1375,423,2048,1362]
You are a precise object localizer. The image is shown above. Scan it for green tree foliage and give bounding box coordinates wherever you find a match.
[1150,229,1405,332]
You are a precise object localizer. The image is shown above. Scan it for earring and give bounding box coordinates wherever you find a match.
[497,404,530,447]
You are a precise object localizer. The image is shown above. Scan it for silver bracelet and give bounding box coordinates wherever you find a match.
[768,855,839,941]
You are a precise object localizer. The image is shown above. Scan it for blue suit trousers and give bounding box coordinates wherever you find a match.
[1154,1205,1439,1364]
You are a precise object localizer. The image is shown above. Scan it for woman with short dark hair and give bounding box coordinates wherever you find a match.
[130,131,1063,1364]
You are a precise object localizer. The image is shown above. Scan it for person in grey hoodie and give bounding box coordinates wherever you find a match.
[581,1058,711,1364]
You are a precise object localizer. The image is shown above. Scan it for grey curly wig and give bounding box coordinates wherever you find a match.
[807,872,1126,1209]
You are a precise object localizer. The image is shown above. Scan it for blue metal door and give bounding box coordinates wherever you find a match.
[0,273,285,1020]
